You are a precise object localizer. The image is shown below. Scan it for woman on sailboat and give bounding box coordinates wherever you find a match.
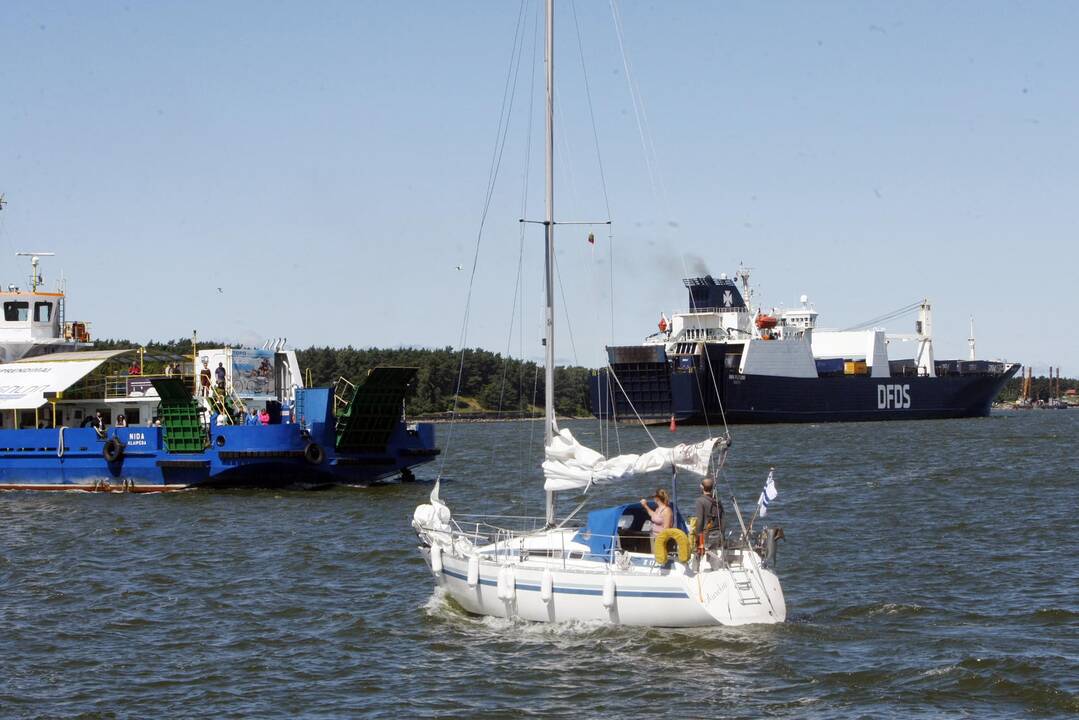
[641,489,673,547]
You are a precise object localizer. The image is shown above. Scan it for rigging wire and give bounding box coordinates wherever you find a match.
[490,0,542,478]
[437,0,530,479]
[608,0,733,442]
[570,0,620,457]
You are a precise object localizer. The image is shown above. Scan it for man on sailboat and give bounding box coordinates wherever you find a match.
[694,477,725,552]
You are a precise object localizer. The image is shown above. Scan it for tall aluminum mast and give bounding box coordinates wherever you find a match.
[543,0,556,526]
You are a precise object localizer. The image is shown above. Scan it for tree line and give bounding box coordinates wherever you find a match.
[93,339,593,417]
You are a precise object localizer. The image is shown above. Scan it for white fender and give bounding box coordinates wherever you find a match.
[540,568,553,603]
[430,544,443,575]
[496,565,509,600]
[504,566,516,601]
[602,572,616,608]
[467,554,480,588]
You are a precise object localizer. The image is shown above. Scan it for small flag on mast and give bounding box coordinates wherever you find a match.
[757,467,778,517]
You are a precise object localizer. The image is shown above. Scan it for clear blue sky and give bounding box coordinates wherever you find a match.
[3,1,1076,375]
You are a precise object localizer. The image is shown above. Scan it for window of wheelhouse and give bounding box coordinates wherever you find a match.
[3,301,29,321]
[34,302,52,323]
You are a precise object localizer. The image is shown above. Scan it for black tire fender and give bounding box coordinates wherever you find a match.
[304,442,325,465]
[103,437,125,463]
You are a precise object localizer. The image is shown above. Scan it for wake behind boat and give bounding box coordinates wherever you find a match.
[412,0,788,627]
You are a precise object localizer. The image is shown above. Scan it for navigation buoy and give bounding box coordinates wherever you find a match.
[669,415,677,432]
[540,568,553,603]
[467,554,480,587]
[430,544,443,575]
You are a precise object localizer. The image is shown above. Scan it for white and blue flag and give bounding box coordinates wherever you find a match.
[757,468,778,517]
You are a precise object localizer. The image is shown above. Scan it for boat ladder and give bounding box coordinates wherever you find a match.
[729,567,762,606]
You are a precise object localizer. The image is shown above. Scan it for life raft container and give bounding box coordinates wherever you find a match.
[653,528,690,565]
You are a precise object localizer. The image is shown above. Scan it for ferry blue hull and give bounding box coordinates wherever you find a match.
[0,422,438,492]
[590,363,1019,425]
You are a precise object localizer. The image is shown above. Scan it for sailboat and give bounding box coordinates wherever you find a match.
[412,0,786,627]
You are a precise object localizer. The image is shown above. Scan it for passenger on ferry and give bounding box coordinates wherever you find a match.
[164,363,174,378]
[116,414,128,428]
[258,408,270,425]
[694,477,724,551]
[640,488,673,546]
[198,359,211,397]
[246,408,259,426]
[128,362,141,376]
[214,362,226,390]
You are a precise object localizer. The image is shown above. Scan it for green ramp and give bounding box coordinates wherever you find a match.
[334,367,419,453]
[149,377,206,453]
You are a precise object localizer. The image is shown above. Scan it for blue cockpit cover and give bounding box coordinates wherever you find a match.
[573,502,687,559]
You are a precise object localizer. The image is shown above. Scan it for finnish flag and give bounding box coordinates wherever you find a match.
[757,468,778,517]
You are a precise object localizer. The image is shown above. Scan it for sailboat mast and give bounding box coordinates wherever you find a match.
[543,0,556,525]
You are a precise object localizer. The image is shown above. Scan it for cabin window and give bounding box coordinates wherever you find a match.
[125,408,140,425]
[34,302,52,323]
[3,301,29,321]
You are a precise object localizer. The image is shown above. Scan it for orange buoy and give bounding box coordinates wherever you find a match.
[669,415,677,432]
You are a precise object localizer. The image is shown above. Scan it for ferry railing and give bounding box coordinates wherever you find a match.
[103,373,197,400]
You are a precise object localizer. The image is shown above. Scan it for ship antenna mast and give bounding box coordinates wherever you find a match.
[968,316,976,362]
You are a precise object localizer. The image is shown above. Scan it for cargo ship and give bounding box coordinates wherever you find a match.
[0,209,438,491]
[589,268,1020,424]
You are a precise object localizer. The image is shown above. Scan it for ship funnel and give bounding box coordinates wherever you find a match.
[683,275,747,312]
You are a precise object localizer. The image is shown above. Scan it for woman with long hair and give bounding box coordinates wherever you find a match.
[640,488,673,547]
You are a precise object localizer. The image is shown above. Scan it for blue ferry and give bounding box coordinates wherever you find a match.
[0,246,438,491]
[590,267,1020,425]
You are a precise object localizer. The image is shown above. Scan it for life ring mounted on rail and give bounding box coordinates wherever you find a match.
[103,437,125,463]
[304,442,325,465]
[653,528,690,565]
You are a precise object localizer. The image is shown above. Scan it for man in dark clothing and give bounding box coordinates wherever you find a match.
[214,362,226,391]
[694,477,724,552]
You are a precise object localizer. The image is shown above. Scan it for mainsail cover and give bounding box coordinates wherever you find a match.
[543,428,720,491]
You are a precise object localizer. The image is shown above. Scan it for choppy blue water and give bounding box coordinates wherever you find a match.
[1,411,1076,719]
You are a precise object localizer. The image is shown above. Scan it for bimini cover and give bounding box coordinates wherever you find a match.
[0,350,131,410]
[573,502,688,559]
[543,427,721,492]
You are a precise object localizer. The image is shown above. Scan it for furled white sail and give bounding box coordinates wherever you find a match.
[542,428,721,491]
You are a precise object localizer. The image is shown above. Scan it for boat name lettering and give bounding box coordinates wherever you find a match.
[877,384,911,409]
[127,432,147,446]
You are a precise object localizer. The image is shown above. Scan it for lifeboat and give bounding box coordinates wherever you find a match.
[755,314,778,330]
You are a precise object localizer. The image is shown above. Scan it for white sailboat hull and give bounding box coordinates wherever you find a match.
[421,547,785,627]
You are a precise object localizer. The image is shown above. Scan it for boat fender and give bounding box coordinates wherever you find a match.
[504,566,515,601]
[467,554,480,588]
[304,442,325,465]
[602,573,616,609]
[764,527,784,567]
[103,437,125,463]
[430,544,443,575]
[654,528,690,565]
[497,565,515,601]
[540,568,553,603]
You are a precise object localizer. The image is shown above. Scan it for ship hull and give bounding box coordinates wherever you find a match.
[0,423,438,492]
[590,362,1019,425]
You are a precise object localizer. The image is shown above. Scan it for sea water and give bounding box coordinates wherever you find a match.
[1,411,1076,718]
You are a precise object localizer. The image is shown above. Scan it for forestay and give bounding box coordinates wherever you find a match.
[542,428,721,491]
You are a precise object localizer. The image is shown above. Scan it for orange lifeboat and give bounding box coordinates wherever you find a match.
[755,314,778,330]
